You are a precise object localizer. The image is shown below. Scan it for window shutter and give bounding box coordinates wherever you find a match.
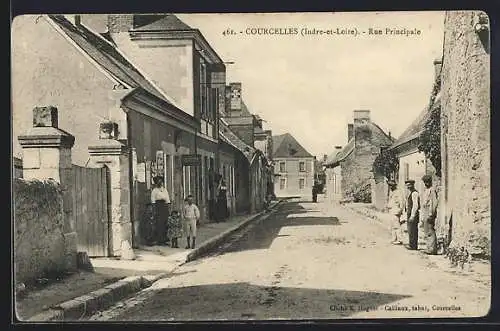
[210,88,218,122]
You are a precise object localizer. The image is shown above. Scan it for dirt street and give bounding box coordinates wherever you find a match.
[89,199,491,321]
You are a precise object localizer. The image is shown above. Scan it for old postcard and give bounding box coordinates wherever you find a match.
[11,11,491,321]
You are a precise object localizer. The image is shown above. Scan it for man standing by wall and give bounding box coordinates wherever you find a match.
[386,179,404,245]
[421,175,439,255]
[404,179,420,250]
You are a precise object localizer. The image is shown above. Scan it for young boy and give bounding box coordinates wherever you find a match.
[182,195,200,249]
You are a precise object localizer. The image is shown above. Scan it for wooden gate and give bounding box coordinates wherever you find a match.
[72,165,111,257]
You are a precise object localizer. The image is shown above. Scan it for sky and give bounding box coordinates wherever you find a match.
[178,12,445,158]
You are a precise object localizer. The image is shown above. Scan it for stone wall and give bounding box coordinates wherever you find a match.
[441,11,490,257]
[228,124,255,147]
[14,179,67,285]
[341,123,392,202]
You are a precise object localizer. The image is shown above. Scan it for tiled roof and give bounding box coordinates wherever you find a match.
[272,133,314,158]
[391,92,441,149]
[219,119,256,162]
[241,100,253,116]
[325,138,355,167]
[324,149,342,166]
[48,15,169,102]
[132,14,193,31]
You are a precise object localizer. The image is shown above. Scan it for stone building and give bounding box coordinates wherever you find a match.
[387,59,442,206]
[272,133,315,199]
[440,11,490,257]
[324,110,394,203]
[12,14,232,251]
[324,146,343,203]
[222,82,273,212]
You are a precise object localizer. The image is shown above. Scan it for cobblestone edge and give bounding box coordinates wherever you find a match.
[25,201,284,322]
[185,200,284,263]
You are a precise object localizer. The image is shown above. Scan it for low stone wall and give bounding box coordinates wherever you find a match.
[14,178,68,285]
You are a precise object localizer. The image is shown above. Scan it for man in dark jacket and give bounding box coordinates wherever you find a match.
[312,182,318,203]
[420,175,438,254]
[404,179,420,250]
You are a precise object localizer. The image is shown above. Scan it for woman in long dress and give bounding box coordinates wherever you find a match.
[217,178,228,221]
[151,176,171,245]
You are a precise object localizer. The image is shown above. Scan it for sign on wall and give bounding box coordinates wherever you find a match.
[182,154,201,166]
[156,150,164,175]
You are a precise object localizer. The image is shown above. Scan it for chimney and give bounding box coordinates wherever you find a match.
[323,154,328,162]
[347,124,354,141]
[433,58,443,81]
[229,82,242,113]
[107,14,134,33]
[353,110,370,125]
[335,146,342,150]
[66,15,81,26]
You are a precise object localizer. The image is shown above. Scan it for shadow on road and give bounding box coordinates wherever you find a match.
[220,201,343,254]
[109,281,411,320]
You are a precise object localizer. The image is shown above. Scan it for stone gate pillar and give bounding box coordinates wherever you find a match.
[88,121,133,258]
[18,106,77,271]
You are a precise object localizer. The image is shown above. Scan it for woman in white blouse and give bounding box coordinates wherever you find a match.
[151,176,171,245]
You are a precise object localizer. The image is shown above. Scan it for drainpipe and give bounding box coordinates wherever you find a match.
[126,111,136,248]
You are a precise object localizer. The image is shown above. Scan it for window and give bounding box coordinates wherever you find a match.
[299,178,305,189]
[403,162,409,181]
[199,59,208,120]
[183,166,191,198]
[204,156,209,200]
[279,162,286,173]
[280,178,286,190]
[299,161,305,172]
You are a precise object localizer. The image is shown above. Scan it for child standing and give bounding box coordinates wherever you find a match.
[182,195,200,249]
[167,210,183,248]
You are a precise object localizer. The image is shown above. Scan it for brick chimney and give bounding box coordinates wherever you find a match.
[228,82,242,114]
[353,110,372,143]
[65,15,81,26]
[353,110,370,125]
[433,58,443,81]
[107,14,134,33]
[347,124,354,141]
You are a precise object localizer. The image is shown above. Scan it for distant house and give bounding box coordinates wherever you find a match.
[324,110,394,203]
[388,59,442,196]
[222,82,273,212]
[323,146,343,203]
[272,133,315,199]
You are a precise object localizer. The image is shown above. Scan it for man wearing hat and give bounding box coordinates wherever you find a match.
[386,179,405,245]
[404,179,420,250]
[420,174,439,254]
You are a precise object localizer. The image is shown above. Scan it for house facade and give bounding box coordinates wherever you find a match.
[324,110,394,203]
[323,146,343,203]
[388,59,442,199]
[440,11,490,256]
[272,133,315,199]
[12,14,271,252]
[222,82,273,212]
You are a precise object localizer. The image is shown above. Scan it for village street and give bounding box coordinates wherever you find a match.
[89,197,490,321]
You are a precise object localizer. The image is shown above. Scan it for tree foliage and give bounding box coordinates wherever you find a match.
[418,105,441,176]
[372,148,399,179]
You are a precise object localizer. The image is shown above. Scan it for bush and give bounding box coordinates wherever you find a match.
[347,182,371,203]
[418,81,441,177]
[373,149,398,179]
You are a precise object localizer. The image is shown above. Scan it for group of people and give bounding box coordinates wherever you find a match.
[386,174,439,255]
[146,176,200,249]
